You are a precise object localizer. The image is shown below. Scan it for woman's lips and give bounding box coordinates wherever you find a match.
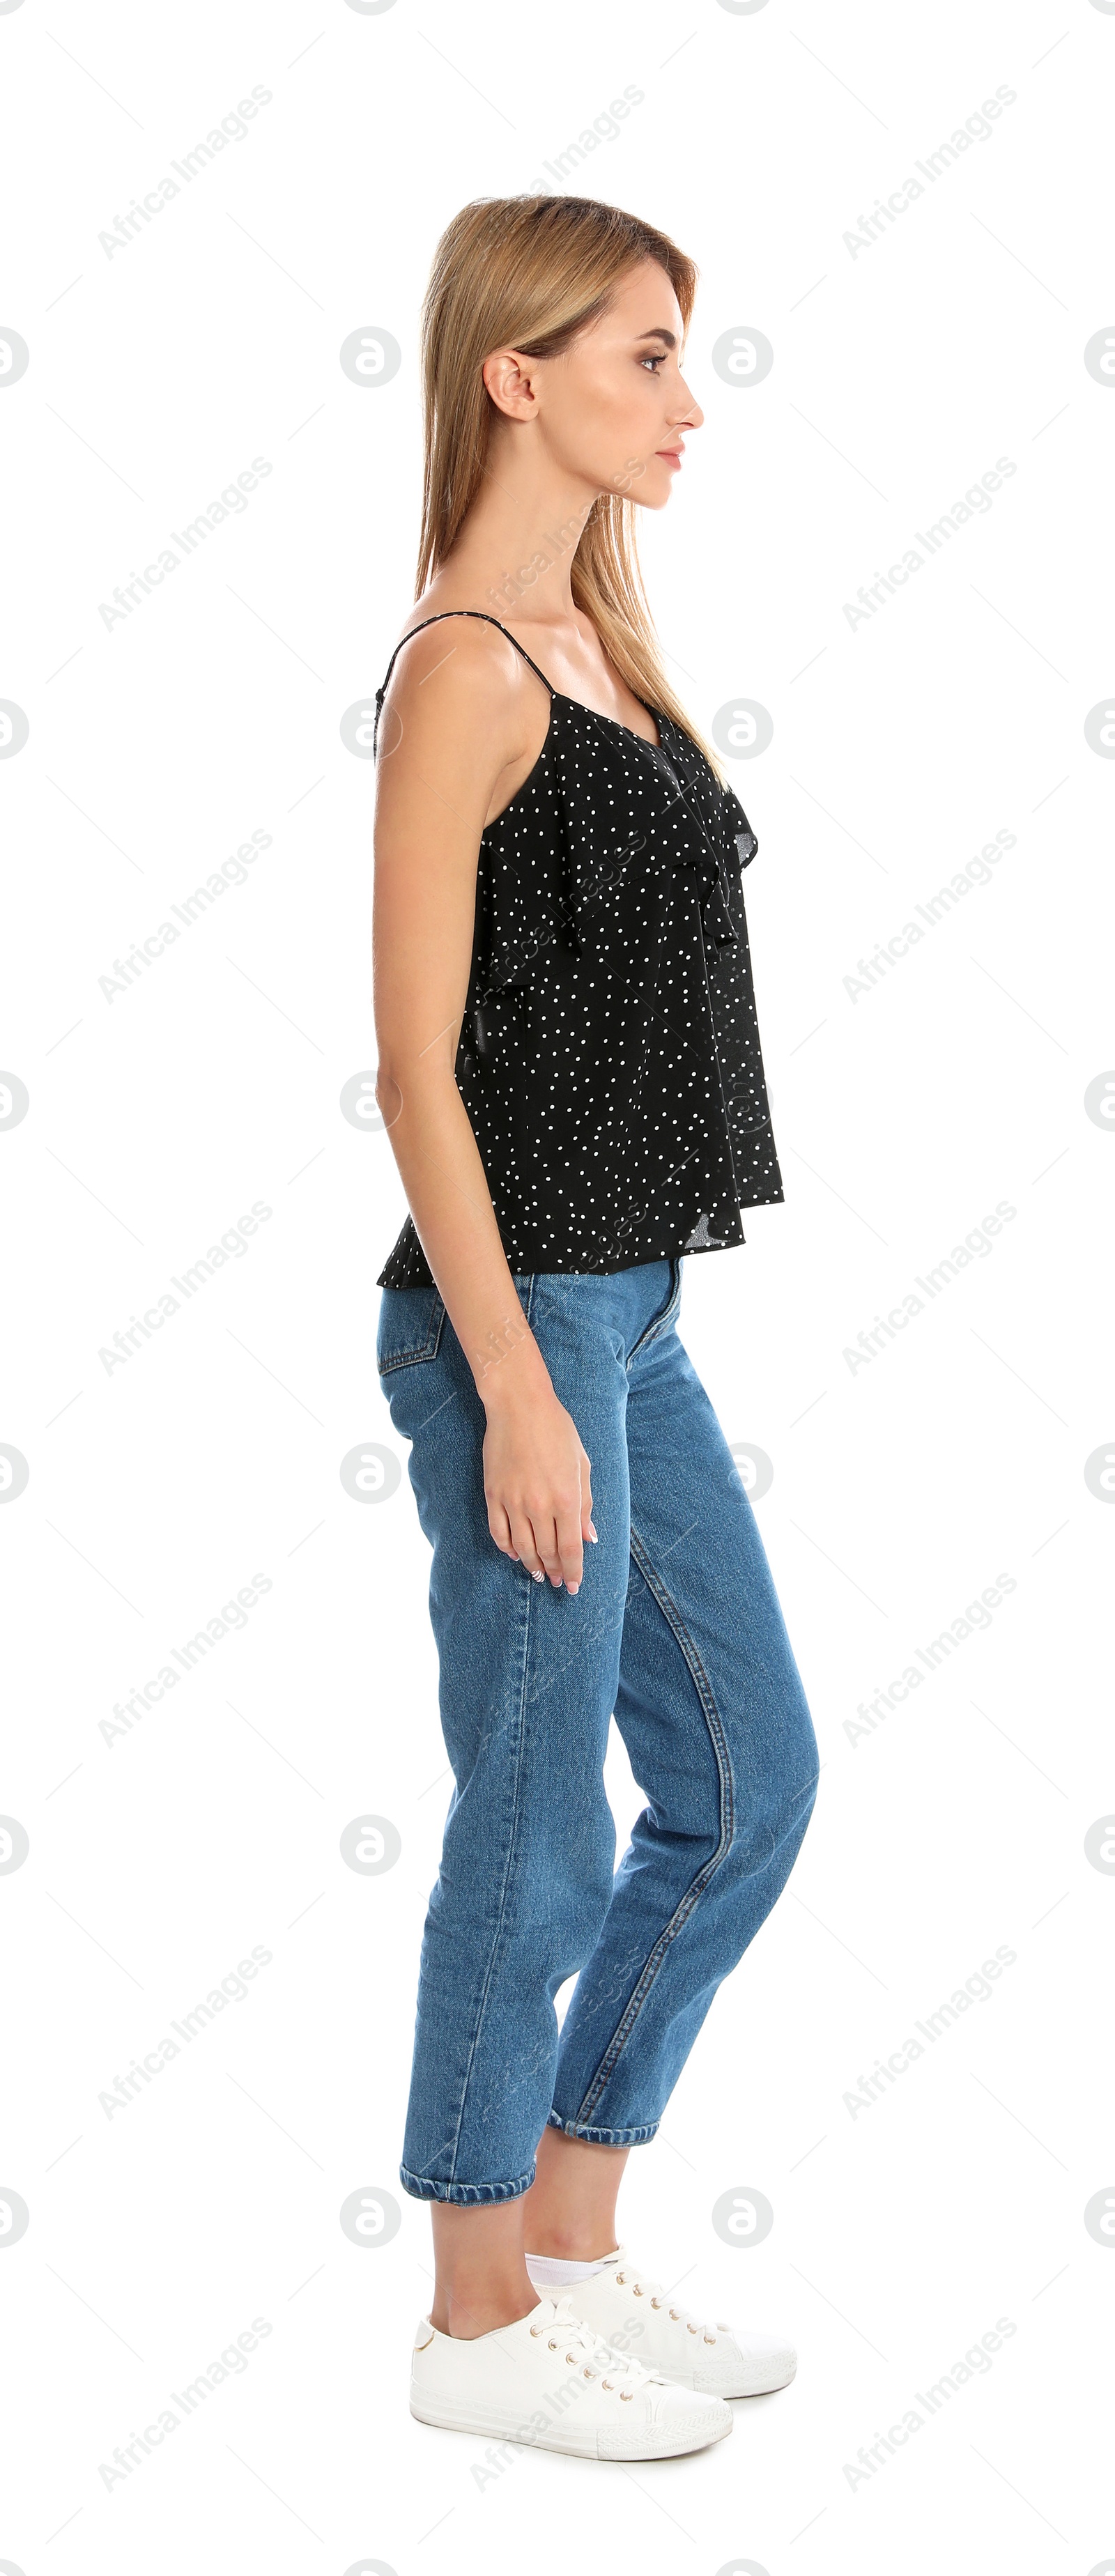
[656,448,683,468]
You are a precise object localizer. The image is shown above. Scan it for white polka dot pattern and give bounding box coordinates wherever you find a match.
[373,613,785,1288]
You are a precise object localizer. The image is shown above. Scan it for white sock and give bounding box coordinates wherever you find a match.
[524,2250,615,2286]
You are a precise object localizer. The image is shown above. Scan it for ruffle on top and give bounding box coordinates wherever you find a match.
[470,702,758,1005]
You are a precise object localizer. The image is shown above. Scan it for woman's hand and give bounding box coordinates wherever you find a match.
[482,1375,595,1594]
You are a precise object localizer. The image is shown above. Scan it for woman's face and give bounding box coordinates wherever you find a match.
[484,256,704,507]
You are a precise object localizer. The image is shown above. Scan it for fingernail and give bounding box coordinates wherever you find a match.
[567,1582,580,1596]
[532,1569,545,1583]
[587,1523,598,1541]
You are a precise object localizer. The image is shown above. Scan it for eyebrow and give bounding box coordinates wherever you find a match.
[634,327,677,350]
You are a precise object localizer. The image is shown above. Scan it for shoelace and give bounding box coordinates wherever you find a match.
[528,2295,668,2398]
[610,2263,725,2346]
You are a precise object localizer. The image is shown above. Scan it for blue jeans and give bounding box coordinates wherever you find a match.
[377,1258,820,2205]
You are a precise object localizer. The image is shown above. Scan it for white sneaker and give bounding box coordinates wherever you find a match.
[553,2249,797,2399]
[409,2292,732,2460]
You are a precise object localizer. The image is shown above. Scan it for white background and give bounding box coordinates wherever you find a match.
[1,1,1112,2570]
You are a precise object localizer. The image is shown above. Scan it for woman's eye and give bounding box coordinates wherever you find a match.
[640,353,666,372]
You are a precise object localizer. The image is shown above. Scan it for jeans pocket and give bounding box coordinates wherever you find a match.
[627,1258,682,1364]
[376,1283,447,1376]
[661,1256,682,1329]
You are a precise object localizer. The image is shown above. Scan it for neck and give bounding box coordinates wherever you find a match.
[440,434,599,623]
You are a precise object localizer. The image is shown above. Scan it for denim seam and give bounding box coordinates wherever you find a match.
[624,1260,681,1369]
[546,2109,661,2147]
[444,1271,538,2188]
[571,1523,735,2129]
[378,1345,436,1375]
[378,1298,447,1376]
[399,2159,537,2206]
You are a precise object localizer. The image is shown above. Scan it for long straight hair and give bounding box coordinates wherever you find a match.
[415,195,723,779]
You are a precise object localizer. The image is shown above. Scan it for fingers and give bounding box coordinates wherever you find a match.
[526,1515,580,1592]
[502,1508,583,1593]
[486,1502,519,1562]
[487,1447,596,1595]
[580,1446,596,1545]
[553,1503,584,1594]
[506,1508,544,1580]
[527,1513,566,1590]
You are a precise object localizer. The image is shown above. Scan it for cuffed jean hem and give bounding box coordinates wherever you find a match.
[546,2109,661,2147]
[399,2160,537,2206]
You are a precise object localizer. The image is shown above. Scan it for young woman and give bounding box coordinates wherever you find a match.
[373,196,820,2463]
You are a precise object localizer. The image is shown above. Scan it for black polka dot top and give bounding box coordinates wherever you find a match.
[373,611,785,1289]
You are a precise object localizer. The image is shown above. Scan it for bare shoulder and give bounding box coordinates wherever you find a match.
[378,608,544,771]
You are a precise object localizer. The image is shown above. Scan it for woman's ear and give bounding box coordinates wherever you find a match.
[482,349,542,424]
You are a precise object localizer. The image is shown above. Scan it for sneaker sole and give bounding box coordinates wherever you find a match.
[410,2388,732,2460]
[618,2356,797,2398]
[694,2361,797,2399]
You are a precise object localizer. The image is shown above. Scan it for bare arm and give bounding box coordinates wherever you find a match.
[372,622,593,1594]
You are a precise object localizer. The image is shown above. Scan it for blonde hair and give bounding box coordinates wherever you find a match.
[416,195,723,778]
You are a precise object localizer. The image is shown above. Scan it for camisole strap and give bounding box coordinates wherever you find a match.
[372,610,554,755]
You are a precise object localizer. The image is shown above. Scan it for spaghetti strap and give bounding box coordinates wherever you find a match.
[372,610,554,755]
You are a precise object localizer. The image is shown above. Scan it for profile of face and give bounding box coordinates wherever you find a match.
[482,254,703,509]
